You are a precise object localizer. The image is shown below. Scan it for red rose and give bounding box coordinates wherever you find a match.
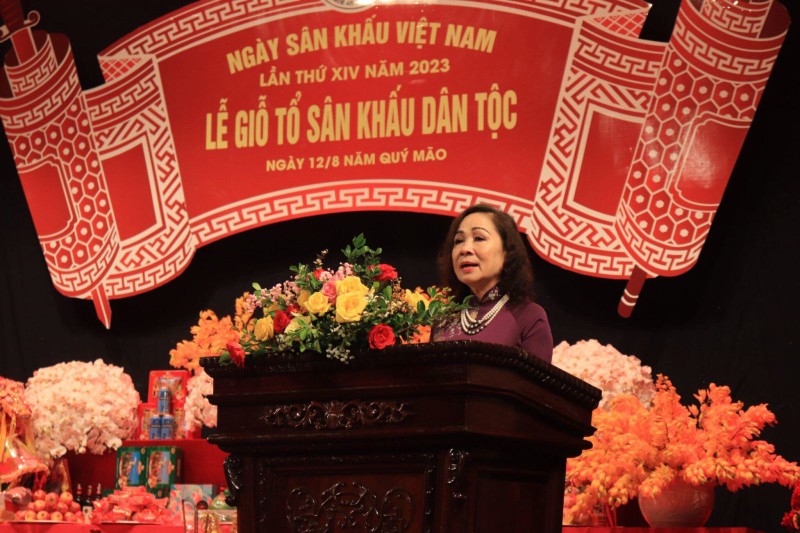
[368,324,396,350]
[312,268,325,280]
[372,264,398,282]
[273,310,291,334]
[285,304,302,316]
[226,341,246,368]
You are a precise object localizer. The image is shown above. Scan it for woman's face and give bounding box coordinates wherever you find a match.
[451,212,505,299]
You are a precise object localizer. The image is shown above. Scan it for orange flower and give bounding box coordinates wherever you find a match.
[170,310,242,371]
[564,374,800,523]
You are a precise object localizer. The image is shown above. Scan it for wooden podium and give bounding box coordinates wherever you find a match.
[202,341,600,533]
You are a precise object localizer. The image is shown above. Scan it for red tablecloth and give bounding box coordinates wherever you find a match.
[65,438,227,492]
[0,526,762,533]
[0,526,183,532]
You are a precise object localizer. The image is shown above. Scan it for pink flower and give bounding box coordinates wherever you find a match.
[321,280,338,303]
[24,360,140,458]
[184,369,217,431]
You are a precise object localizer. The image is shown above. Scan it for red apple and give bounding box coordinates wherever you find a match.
[32,489,46,501]
[69,501,81,513]
[14,510,27,521]
[31,500,46,512]
[36,510,50,521]
[44,492,59,510]
[50,511,64,521]
[23,509,37,521]
[63,511,75,522]
[59,491,74,506]
[55,501,68,514]
[73,511,85,523]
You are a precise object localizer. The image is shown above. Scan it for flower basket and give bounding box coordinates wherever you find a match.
[24,360,140,458]
[564,374,800,524]
[637,477,715,527]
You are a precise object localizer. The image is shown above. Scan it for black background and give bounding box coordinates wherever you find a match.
[1,1,798,530]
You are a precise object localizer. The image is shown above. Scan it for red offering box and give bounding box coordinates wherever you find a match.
[147,370,190,407]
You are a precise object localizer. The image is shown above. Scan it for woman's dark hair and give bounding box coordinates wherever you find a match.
[437,204,535,303]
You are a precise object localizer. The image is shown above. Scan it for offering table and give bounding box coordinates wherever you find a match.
[202,341,600,533]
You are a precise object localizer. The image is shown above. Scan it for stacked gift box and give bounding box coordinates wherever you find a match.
[121,371,232,525]
[114,444,231,525]
[116,444,183,499]
[136,370,201,440]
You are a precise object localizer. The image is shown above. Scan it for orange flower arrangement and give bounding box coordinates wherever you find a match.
[169,293,252,371]
[564,374,800,524]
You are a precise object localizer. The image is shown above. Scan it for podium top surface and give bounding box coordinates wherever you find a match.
[201,340,602,411]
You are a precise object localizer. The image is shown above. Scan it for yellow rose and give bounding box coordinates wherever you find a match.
[253,316,275,341]
[296,289,311,307]
[335,292,368,323]
[285,315,310,334]
[335,276,369,296]
[404,289,430,312]
[303,291,332,316]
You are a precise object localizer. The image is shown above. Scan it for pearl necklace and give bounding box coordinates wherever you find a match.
[459,293,510,335]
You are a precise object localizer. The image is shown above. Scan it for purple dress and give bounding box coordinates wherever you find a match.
[432,287,553,363]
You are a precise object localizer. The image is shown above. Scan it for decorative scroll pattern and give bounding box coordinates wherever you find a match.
[100,0,300,61]
[615,0,784,276]
[97,56,145,83]
[673,2,781,79]
[0,43,120,297]
[190,184,535,247]
[446,449,469,503]
[87,56,195,298]
[287,482,414,533]
[262,400,412,431]
[97,0,650,68]
[4,35,58,95]
[596,10,651,37]
[701,0,771,38]
[0,45,83,131]
[223,454,244,507]
[529,13,663,278]
[0,0,789,321]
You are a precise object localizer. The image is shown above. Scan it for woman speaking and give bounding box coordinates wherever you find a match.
[433,204,553,363]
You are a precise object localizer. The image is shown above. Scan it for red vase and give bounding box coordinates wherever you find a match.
[638,479,715,527]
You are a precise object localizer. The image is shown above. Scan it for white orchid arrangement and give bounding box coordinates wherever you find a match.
[24,359,140,458]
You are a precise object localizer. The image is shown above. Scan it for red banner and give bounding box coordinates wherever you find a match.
[0,0,790,325]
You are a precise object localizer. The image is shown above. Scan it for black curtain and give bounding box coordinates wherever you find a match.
[1,1,798,531]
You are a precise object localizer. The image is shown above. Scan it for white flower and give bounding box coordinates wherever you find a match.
[552,339,656,409]
[24,359,140,457]
[184,369,217,431]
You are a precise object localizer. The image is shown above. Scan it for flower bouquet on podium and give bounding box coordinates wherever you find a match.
[221,234,465,365]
